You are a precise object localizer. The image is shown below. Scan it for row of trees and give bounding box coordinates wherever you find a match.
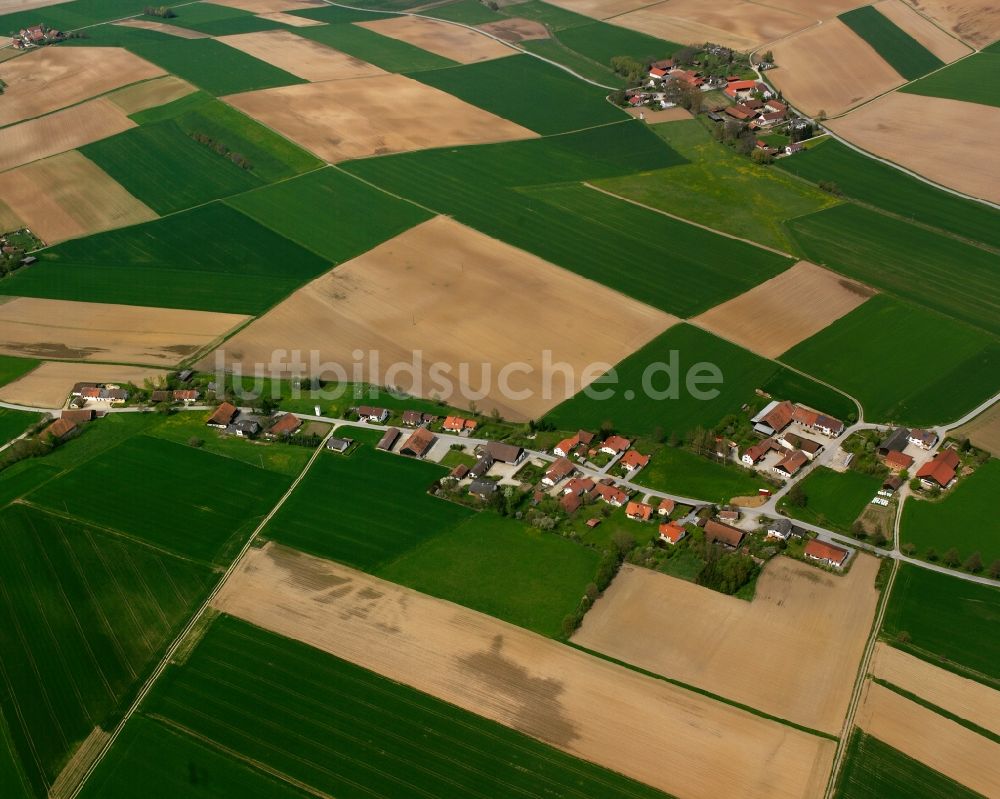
[144,6,176,18]
[190,132,254,171]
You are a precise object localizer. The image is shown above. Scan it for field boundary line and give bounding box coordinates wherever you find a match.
[65,428,337,799]
[871,678,1000,744]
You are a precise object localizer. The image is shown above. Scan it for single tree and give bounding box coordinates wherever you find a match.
[943,547,960,567]
[964,552,983,573]
[988,559,1000,579]
[925,546,938,562]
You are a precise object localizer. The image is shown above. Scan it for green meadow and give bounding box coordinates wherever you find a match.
[782,467,883,533]
[640,445,765,503]
[782,295,1000,425]
[882,563,1000,684]
[839,6,943,80]
[420,0,503,24]
[0,356,38,389]
[30,435,290,565]
[0,504,213,796]
[902,49,1000,107]
[0,409,41,446]
[901,458,1000,565]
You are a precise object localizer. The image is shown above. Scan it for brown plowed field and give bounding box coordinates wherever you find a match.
[223,74,535,162]
[953,402,1000,455]
[218,29,385,81]
[857,681,1000,796]
[0,362,168,408]
[208,216,676,420]
[875,0,973,61]
[764,0,868,17]
[255,11,323,26]
[768,20,904,117]
[624,105,691,122]
[543,0,650,17]
[106,75,196,114]
[869,643,1000,736]
[692,261,876,358]
[572,556,881,734]
[0,297,248,366]
[902,0,1000,47]
[0,151,155,244]
[829,93,1000,204]
[612,0,813,51]
[478,17,549,43]
[113,18,209,38]
[0,46,164,126]
[0,98,135,173]
[213,542,836,799]
[355,16,516,63]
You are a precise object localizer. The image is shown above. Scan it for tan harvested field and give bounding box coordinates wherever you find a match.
[218,29,386,81]
[0,98,135,173]
[764,0,868,17]
[210,0,322,12]
[0,297,248,366]
[693,261,876,358]
[612,0,813,51]
[953,401,1000,455]
[0,151,155,244]
[876,0,973,61]
[829,93,1000,204]
[625,104,692,122]
[0,362,169,408]
[106,75,197,115]
[255,10,324,26]
[543,0,650,17]
[869,643,1000,736]
[903,0,1000,47]
[857,681,1000,797]
[572,556,881,734]
[768,20,904,117]
[0,199,22,232]
[0,46,164,126]
[355,16,515,63]
[223,74,535,163]
[209,216,676,420]
[214,543,836,799]
[0,0,65,11]
[113,18,209,38]
[478,17,549,42]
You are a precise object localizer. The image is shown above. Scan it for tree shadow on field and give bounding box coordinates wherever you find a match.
[457,634,579,748]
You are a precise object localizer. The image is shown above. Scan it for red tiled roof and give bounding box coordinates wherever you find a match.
[658,498,675,515]
[659,522,686,543]
[762,401,795,432]
[564,477,595,496]
[44,417,76,440]
[443,415,468,431]
[626,501,652,520]
[269,413,301,435]
[602,435,631,454]
[620,450,649,470]
[776,449,808,476]
[593,483,627,505]
[561,492,582,514]
[545,457,574,482]
[207,402,238,426]
[885,450,913,471]
[916,449,959,487]
[804,539,848,565]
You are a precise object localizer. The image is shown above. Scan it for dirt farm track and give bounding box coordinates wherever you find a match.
[213,543,835,799]
[572,556,881,734]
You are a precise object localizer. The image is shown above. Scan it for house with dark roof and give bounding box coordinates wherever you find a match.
[376,427,400,451]
[704,520,744,548]
[326,437,352,453]
[469,479,498,499]
[878,428,911,457]
[483,441,524,465]
[402,410,437,427]
[355,405,389,423]
[766,518,805,541]
[230,418,261,438]
[400,426,436,458]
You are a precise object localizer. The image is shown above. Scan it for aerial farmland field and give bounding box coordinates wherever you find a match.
[782,467,884,533]
[0,407,40,444]
[901,48,1000,107]
[29,435,291,565]
[293,19,456,71]
[0,504,214,796]
[839,6,943,80]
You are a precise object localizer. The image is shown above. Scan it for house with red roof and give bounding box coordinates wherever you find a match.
[443,415,476,433]
[659,522,686,545]
[542,457,574,487]
[916,449,960,489]
[264,413,301,439]
[563,476,596,497]
[704,520,744,548]
[620,450,650,473]
[600,435,631,456]
[885,450,913,473]
[804,539,849,568]
[742,438,778,466]
[626,501,652,522]
[593,482,628,507]
[774,449,808,478]
[657,498,675,516]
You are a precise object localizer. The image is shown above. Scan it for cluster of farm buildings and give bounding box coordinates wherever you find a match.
[10,24,64,49]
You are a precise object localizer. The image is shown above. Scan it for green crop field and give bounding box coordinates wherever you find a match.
[81,121,263,214]
[640,445,765,504]
[0,0,159,31]
[227,167,431,263]
[128,615,668,798]
[558,20,678,67]
[0,504,213,796]
[787,204,1000,338]
[835,729,980,799]
[882,563,1000,683]
[294,21,456,72]
[262,443,472,570]
[775,138,1000,250]
[422,0,504,24]
[378,512,600,637]
[902,50,1000,107]
[901,458,1000,565]
[288,4,400,23]
[545,323,850,439]
[0,356,38,389]
[782,295,1000,425]
[839,6,943,79]
[409,55,625,134]
[30,435,290,565]
[782,466,882,533]
[159,1,282,35]
[131,94,321,182]
[124,38,304,96]
[499,1,593,31]
[520,38,620,84]
[0,203,330,314]
[597,119,839,254]
[0,408,41,446]
[78,715,310,799]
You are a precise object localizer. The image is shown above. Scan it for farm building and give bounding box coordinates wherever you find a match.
[326,437,352,453]
[916,449,960,489]
[780,433,822,459]
[659,522,686,545]
[376,427,400,451]
[884,450,914,472]
[542,457,574,486]
[229,418,261,439]
[43,417,77,442]
[483,441,524,465]
[882,475,903,493]
[264,413,302,439]
[207,402,238,429]
[704,519,745,549]
[400,427,435,458]
[743,438,779,465]
[560,492,582,514]
[878,427,911,457]
[774,450,808,478]
[449,463,469,480]
[61,409,94,423]
[804,539,849,568]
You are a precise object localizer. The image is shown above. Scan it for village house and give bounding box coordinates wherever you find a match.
[449,463,469,481]
[402,410,437,427]
[560,492,582,514]
[916,449,960,489]
[626,501,652,522]
[804,539,849,568]
[469,479,498,499]
[742,438,779,465]
[553,430,595,458]
[173,389,200,404]
[619,450,650,473]
[908,429,938,450]
[207,402,238,429]
[785,142,804,156]
[884,450,914,473]
[229,418,261,439]
[483,441,525,465]
[704,519,745,549]
[779,432,823,459]
[542,457,574,487]
[717,507,740,523]
[264,413,301,440]
[659,522,686,545]
[469,454,494,479]
[723,79,771,101]
[355,405,389,424]
[793,405,844,438]
[443,415,477,433]
[326,436,352,453]
[376,427,400,451]
[593,482,628,507]
[600,435,631,456]
[400,426,436,458]
[657,498,675,517]
[774,449,808,478]
[563,476,595,497]
[150,390,170,403]
[766,518,805,541]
